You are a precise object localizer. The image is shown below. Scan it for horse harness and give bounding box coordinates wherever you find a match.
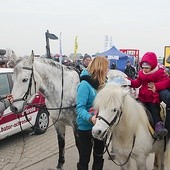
[12,65,76,131]
[96,109,122,127]
[96,109,136,166]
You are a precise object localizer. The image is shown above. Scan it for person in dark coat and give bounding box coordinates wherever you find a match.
[82,54,92,68]
[124,60,136,79]
[110,62,117,70]
[75,54,92,75]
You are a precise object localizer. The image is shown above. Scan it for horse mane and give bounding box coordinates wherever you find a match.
[94,83,149,137]
[14,56,75,72]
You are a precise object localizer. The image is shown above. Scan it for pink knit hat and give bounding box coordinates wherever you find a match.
[141,62,151,68]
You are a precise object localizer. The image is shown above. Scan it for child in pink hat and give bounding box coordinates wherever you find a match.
[129,52,170,139]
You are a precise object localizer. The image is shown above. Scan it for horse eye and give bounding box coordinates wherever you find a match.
[22,78,28,82]
[111,108,117,112]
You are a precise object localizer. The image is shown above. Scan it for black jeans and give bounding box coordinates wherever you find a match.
[142,102,161,125]
[77,130,104,170]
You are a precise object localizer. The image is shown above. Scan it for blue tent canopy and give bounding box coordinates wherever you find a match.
[96,46,129,58]
[96,46,134,71]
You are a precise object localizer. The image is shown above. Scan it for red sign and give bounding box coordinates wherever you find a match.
[119,49,139,58]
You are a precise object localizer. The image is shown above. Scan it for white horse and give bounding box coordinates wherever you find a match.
[9,51,80,170]
[92,83,170,170]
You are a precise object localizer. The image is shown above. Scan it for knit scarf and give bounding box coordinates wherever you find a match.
[80,75,99,90]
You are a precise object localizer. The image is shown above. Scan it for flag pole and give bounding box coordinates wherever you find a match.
[45,30,51,59]
[45,30,58,59]
[59,32,62,63]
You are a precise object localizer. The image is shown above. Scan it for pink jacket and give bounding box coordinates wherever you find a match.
[131,52,170,103]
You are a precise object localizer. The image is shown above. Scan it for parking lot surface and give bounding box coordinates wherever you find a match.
[0,119,155,170]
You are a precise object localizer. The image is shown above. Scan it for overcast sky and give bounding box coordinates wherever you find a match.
[1,0,170,58]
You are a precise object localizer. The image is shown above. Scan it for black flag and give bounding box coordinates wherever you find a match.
[46,32,58,40]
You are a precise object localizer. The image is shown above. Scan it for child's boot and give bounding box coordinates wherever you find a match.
[153,121,168,139]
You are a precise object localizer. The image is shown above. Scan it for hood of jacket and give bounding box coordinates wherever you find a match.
[140,52,158,70]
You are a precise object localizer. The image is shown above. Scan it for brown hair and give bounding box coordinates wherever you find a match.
[87,56,108,86]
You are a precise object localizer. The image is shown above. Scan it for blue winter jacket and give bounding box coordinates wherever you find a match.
[76,69,97,130]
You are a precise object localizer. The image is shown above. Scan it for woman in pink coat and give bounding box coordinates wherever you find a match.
[130,52,170,139]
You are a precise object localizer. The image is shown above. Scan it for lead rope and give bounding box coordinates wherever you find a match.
[24,66,64,131]
[47,66,64,129]
[107,135,136,167]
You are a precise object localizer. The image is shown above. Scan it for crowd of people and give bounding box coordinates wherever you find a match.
[1,50,170,169]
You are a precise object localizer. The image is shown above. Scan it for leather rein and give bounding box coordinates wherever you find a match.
[13,65,76,130]
[96,110,136,167]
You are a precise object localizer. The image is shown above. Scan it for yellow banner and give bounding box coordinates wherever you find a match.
[74,36,78,62]
[164,46,170,67]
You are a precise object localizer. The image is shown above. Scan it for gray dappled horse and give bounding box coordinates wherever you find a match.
[10,51,80,170]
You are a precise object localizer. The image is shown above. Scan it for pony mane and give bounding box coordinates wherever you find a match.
[94,83,149,136]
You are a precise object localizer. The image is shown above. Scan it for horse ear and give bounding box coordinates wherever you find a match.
[27,50,35,65]
[7,51,18,68]
[10,51,18,61]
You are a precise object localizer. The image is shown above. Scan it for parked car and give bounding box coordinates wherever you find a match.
[0,68,50,140]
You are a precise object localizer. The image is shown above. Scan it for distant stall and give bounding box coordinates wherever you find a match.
[96,46,134,72]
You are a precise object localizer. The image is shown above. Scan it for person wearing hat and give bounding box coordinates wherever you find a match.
[124,60,136,79]
[128,52,170,139]
[75,54,92,75]
[82,54,92,68]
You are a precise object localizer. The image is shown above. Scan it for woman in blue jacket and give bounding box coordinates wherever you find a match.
[76,56,109,170]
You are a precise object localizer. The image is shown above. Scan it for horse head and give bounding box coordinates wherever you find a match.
[10,51,38,113]
[92,83,129,140]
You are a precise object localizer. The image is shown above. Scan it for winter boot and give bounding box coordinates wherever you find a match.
[153,121,168,139]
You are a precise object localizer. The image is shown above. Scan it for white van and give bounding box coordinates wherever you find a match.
[0,68,50,140]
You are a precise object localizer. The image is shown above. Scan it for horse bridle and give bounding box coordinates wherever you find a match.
[97,109,122,127]
[13,66,36,103]
[96,109,136,167]
[13,65,76,131]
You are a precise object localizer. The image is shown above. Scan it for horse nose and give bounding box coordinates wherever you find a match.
[96,130,102,135]
[92,129,102,137]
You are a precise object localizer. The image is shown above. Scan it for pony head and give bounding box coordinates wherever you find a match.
[92,83,129,140]
[10,51,38,113]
